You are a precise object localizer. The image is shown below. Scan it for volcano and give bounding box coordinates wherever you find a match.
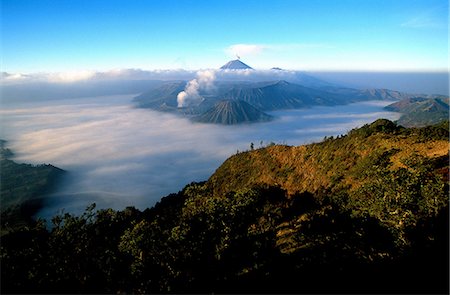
[194,100,272,125]
[220,59,253,70]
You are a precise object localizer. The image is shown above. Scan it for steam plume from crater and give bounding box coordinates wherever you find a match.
[177,70,216,108]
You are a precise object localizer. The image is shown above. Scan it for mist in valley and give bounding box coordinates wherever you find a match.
[3,67,447,218]
[0,85,401,219]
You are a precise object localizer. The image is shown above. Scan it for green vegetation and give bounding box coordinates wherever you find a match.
[1,140,65,235]
[207,119,449,196]
[1,120,449,293]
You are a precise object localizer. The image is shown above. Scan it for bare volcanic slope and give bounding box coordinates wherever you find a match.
[193,99,272,125]
[220,59,253,70]
[221,80,345,110]
[134,80,421,114]
[133,75,447,125]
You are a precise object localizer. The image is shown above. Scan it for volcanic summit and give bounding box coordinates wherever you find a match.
[220,59,253,70]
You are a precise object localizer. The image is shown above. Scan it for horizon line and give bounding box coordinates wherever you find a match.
[3,67,449,76]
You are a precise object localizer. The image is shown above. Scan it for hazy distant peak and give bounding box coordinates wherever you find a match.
[220,59,253,70]
[273,80,290,86]
[1,71,30,81]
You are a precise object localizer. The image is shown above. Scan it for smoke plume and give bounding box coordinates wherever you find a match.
[0,92,400,219]
[177,70,216,108]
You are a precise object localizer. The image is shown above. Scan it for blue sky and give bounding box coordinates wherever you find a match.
[1,0,448,72]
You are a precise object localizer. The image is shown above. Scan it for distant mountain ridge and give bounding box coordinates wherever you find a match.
[134,71,448,125]
[385,97,449,127]
[221,80,342,110]
[133,81,185,110]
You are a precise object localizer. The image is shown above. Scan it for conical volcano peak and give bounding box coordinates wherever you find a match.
[274,80,290,86]
[220,59,253,70]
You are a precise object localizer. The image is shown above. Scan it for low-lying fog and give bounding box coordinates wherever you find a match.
[0,94,400,219]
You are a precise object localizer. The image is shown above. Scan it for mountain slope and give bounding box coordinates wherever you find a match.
[220,59,253,70]
[1,121,448,293]
[207,119,449,197]
[221,80,344,110]
[193,100,272,125]
[0,140,65,234]
[133,79,447,125]
[385,97,449,127]
[133,81,186,109]
[135,80,420,114]
[319,86,418,101]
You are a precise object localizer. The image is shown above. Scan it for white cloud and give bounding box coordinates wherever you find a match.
[196,70,216,88]
[1,72,30,81]
[1,94,401,219]
[47,70,97,83]
[0,69,198,85]
[226,44,266,58]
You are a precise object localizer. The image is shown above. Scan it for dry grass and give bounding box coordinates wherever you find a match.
[207,126,449,198]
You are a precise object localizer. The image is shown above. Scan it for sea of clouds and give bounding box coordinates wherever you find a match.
[0,92,400,220]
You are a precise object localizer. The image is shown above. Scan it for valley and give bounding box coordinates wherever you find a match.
[2,0,449,293]
[0,94,401,219]
[1,120,448,293]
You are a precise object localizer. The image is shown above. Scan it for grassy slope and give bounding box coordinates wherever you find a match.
[1,120,448,293]
[207,119,449,197]
[204,119,449,264]
[181,119,449,292]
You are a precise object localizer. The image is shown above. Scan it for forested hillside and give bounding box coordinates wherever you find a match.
[1,120,448,294]
[0,140,65,235]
